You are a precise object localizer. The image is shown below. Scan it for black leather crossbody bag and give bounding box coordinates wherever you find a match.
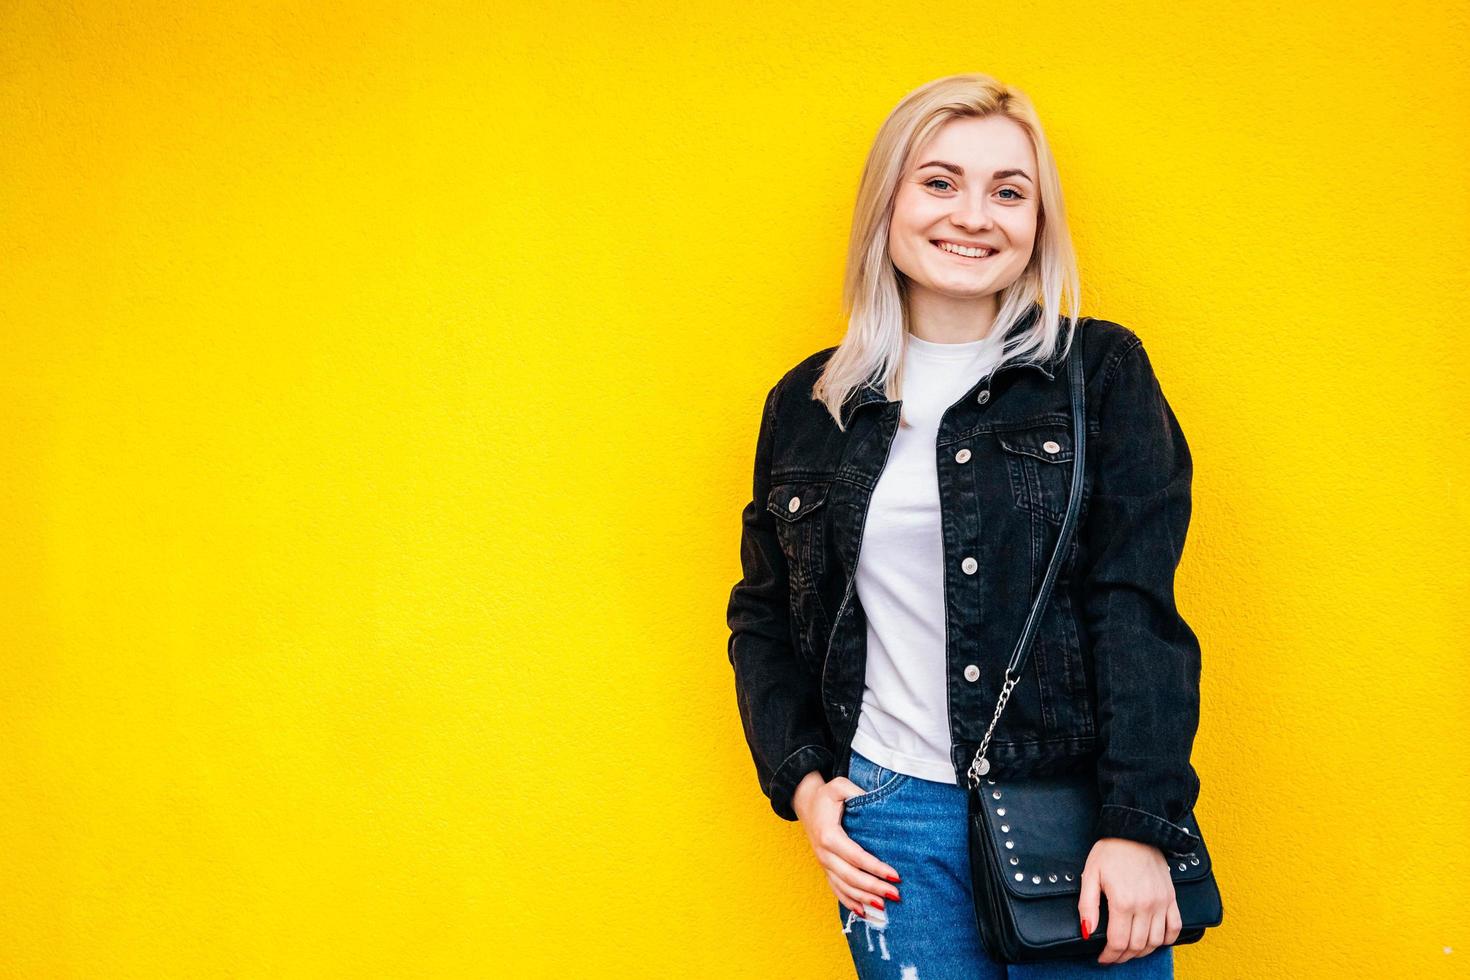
[965,323,1224,963]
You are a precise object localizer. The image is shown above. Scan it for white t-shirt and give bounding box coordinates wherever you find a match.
[848,331,1007,784]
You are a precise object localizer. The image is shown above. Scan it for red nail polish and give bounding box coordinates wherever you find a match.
[869,899,883,909]
[886,891,900,902]
[856,907,867,918]
[886,873,901,883]
[1081,918,1091,940]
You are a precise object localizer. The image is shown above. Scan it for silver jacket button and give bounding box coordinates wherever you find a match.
[961,556,978,574]
[954,448,971,463]
[976,390,991,405]
[1042,440,1061,454]
[787,496,801,512]
[963,664,980,682]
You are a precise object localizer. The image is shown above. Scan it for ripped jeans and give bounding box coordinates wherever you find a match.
[837,747,1175,980]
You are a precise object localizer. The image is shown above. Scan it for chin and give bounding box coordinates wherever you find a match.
[924,285,991,302]
[929,275,996,297]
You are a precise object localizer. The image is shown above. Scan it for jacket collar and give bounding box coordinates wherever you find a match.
[843,303,1059,421]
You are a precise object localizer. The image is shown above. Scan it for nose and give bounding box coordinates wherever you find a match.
[950,192,995,231]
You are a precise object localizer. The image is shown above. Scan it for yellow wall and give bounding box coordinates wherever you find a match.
[3,1,1466,976]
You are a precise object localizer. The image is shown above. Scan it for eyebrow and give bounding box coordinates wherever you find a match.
[917,161,1033,183]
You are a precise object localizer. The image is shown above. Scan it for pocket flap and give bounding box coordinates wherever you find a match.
[766,480,831,522]
[996,427,1074,464]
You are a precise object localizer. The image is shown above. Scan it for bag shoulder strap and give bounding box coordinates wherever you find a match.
[966,316,1089,788]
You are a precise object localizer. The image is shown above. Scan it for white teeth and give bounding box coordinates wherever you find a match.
[936,241,996,258]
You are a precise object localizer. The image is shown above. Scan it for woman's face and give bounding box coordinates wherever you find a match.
[888,114,1040,307]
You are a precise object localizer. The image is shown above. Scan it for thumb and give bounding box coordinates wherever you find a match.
[1077,866,1100,940]
[830,776,866,802]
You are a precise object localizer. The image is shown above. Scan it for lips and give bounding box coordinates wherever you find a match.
[932,240,998,259]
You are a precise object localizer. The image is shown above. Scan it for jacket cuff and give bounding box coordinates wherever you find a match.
[1095,803,1199,859]
[769,744,836,822]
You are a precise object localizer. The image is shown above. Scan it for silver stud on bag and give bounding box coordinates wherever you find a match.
[1190,856,1199,865]
[976,733,1101,894]
[981,783,1100,892]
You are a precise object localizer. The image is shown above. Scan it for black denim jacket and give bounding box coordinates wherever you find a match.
[725,310,1205,859]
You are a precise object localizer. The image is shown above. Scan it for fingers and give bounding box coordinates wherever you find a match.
[828,869,888,917]
[823,833,899,907]
[1100,902,1176,962]
[1148,907,1168,951]
[823,849,894,917]
[812,810,900,917]
[830,828,901,887]
[1126,910,1151,961]
[1101,907,1134,963]
[1165,897,1183,946]
[1085,844,1178,964]
[1076,866,1100,941]
[1100,905,1174,963]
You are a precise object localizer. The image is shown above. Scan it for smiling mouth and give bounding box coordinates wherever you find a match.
[932,240,998,259]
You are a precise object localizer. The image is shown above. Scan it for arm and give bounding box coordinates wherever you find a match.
[1081,336,1203,859]
[726,380,836,821]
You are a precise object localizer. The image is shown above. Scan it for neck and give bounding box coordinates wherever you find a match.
[903,285,1000,344]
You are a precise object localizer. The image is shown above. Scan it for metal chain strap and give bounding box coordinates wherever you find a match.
[966,670,1020,789]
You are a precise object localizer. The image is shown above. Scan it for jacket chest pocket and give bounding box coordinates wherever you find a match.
[996,425,1076,524]
[766,480,832,670]
[766,480,831,588]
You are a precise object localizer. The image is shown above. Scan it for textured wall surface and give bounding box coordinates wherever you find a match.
[3,1,1467,976]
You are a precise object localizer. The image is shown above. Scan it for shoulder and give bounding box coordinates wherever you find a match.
[770,344,840,406]
[1079,316,1143,365]
[1078,318,1190,433]
[1080,316,1163,392]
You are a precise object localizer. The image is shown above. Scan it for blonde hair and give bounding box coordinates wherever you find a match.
[811,73,1082,429]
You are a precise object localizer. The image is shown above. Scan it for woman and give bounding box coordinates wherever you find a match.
[725,73,1204,978]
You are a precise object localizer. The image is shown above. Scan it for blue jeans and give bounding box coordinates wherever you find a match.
[837,747,1175,979]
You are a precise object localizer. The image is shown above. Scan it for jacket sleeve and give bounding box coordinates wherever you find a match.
[1080,336,1203,859]
[726,379,836,821]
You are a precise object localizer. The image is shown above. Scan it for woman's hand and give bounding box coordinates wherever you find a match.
[791,770,902,919]
[1078,837,1182,963]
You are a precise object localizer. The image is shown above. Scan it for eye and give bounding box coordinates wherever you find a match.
[924,177,955,192]
[997,186,1025,200]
